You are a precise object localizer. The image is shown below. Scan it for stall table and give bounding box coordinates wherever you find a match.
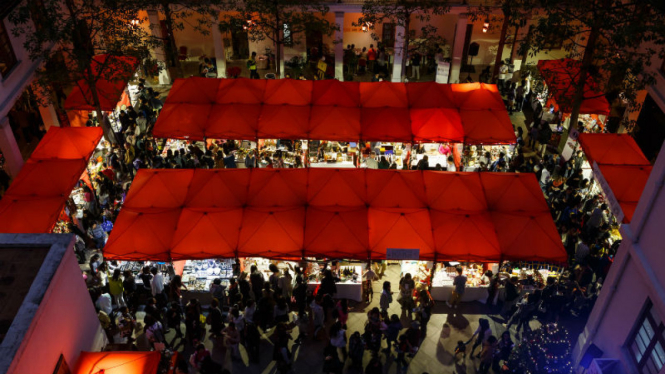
[307,281,362,302]
[430,285,489,303]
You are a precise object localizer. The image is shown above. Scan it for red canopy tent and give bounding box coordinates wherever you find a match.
[537,59,610,117]
[578,133,652,223]
[104,169,566,263]
[0,127,102,233]
[64,54,139,111]
[74,351,161,374]
[152,78,516,145]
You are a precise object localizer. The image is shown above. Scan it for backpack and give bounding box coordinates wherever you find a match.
[101,217,114,232]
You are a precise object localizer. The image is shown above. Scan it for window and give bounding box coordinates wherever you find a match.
[0,19,18,77]
[382,23,395,47]
[627,300,665,374]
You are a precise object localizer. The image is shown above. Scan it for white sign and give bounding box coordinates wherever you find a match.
[592,161,624,223]
[386,248,420,260]
[436,62,450,84]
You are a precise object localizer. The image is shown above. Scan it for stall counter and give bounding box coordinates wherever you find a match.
[430,285,489,303]
[307,281,362,302]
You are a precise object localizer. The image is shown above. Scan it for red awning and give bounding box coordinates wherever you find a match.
[104,169,566,263]
[74,351,161,374]
[0,127,102,233]
[152,78,516,145]
[579,133,650,166]
[578,133,652,223]
[537,59,610,116]
[64,54,139,111]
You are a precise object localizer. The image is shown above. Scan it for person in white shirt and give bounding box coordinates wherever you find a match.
[150,267,165,298]
[447,156,457,172]
[95,290,113,315]
[540,165,552,189]
[365,152,379,169]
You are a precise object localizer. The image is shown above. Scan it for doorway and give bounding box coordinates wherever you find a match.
[231,23,249,60]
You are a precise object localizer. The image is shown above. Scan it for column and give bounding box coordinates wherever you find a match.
[391,25,405,82]
[147,10,171,85]
[211,14,227,78]
[448,14,468,84]
[334,11,345,81]
[0,117,24,177]
[38,103,59,130]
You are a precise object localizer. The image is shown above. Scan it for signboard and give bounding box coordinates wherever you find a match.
[436,61,450,84]
[592,161,624,223]
[386,248,420,260]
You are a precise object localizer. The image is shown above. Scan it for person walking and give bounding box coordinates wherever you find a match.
[398,273,416,320]
[446,266,467,309]
[479,335,498,374]
[248,52,259,79]
[469,318,492,357]
[367,44,377,73]
[329,321,348,361]
[108,269,125,308]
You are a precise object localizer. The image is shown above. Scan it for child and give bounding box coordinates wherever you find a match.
[455,340,467,359]
[395,335,411,371]
[384,314,402,353]
[294,311,309,345]
[380,281,392,313]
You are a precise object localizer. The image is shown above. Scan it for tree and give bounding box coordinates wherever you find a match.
[523,0,665,135]
[10,0,158,142]
[134,0,224,77]
[468,0,530,81]
[356,0,450,80]
[505,323,573,374]
[218,0,338,78]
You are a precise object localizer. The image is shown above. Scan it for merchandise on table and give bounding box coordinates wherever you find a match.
[181,259,235,291]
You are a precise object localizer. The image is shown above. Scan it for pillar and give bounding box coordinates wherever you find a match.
[38,103,59,130]
[147,10,171,85]
[0,117,24,177]
[449,14,468,84]
[334,11,345,81]
[211,14,226,78]
[391,25,405,82]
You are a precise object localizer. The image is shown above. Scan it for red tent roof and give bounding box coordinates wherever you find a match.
[104,169,566,263]
[0,127,102,233]
[152,78,516,145]
[578,133,652,223]
[74,351,161,374]
[579,134,650,166]
[64,54,139,111]
[537,59,610,116]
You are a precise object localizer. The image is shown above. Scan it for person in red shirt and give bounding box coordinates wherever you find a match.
[100,163,115,182]
[367,44,377,73]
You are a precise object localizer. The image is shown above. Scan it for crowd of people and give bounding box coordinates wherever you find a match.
[47,64,625,374]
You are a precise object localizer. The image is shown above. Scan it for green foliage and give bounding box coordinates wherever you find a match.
[523,0,665,112]
[218,0,337,77]
[9,0,158,108]
[356,0,450,47]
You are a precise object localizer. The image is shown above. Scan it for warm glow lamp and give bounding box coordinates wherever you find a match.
[482,18,490,33]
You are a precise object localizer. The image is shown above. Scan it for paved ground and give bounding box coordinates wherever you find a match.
[126,263,585,374]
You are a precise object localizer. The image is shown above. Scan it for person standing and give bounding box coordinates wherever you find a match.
[447,266,467,309]
[380,281,393,314]
[367,44,377,73]
[151,267,166,307]
[108,269,125,308]
[410,52,421,80]
[249,264,265,301]
[248,52,259,79]
[399,273,416,320]
[469,318,492,357]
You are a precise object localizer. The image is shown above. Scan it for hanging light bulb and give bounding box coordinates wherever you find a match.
[483,18,490,33]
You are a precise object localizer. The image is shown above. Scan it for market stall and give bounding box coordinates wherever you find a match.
[536,59,611,156]
[578,133,652,223]
[0,127,103,233]
[102,169,567,265]
[73,351,165,374]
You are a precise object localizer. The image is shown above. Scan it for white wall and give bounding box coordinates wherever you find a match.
[7,244,106,374]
